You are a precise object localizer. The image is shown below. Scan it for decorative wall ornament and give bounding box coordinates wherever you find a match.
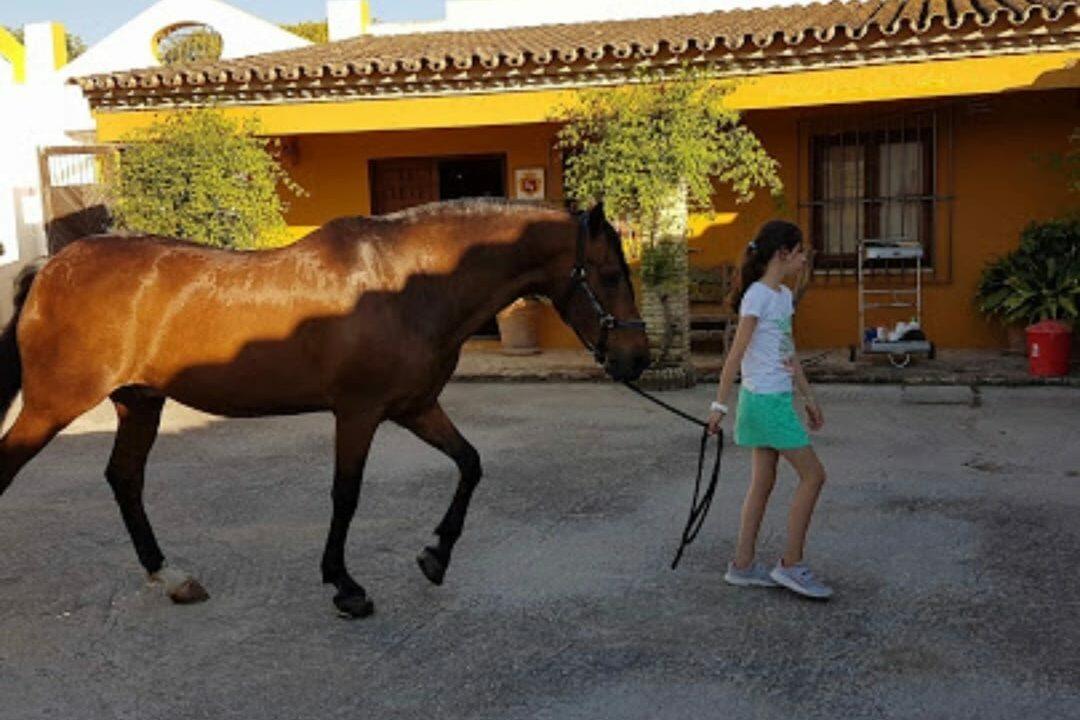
[514,167,545,200]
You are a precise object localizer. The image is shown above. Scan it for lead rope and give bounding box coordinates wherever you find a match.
[622,381,724,570]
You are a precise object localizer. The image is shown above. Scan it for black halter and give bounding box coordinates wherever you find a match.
[569,213,647,364]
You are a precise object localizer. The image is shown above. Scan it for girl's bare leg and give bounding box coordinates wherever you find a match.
[777,446,827,566]
[733,447,779,568]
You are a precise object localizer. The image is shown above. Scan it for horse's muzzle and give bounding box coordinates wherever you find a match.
[605,350,650,382]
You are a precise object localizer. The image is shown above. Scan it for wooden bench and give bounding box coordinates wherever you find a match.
[689,264,737,354]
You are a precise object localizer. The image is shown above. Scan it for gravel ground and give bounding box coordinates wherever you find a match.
[0,383,1077,720]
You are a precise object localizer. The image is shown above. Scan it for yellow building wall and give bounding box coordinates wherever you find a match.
[690,90,1077,349]
[91,46,1078,351]
[277,89,1075,351]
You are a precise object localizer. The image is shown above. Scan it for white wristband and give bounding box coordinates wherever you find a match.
[710,401,729,415]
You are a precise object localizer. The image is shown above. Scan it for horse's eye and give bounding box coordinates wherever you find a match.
[600,271,622,288]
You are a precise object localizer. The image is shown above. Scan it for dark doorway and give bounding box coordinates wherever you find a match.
[438,156,505,337]
[438,156,505,201]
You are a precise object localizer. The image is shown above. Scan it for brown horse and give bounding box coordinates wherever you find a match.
[0,200,648,617]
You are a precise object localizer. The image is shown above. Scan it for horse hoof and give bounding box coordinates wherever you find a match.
[151,566,209,604]
[417,547,446,586]
[333,592,375,619]
[169,578,210,605]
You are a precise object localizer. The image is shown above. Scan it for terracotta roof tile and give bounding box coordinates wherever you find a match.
[75,0,1077,98]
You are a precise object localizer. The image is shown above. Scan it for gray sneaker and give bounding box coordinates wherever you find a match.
[724,561,779,588]
[770,561,833,599]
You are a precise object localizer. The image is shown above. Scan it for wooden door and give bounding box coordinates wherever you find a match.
[370,158,438,215]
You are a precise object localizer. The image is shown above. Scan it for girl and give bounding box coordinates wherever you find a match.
[706,220,832,600]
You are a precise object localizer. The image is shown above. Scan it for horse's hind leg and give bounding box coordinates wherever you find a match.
[107,388,207,604]
[397,402,482,586]
[0,408,70,497]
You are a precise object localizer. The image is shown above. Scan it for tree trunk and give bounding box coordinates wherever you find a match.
[638,186,695,390]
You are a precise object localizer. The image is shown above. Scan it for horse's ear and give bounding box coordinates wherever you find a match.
[587,202,606,236]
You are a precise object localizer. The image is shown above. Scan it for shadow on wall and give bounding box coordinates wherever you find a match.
[1024,59,1079,92]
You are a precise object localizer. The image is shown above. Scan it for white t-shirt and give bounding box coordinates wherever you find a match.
[739,281,796,394]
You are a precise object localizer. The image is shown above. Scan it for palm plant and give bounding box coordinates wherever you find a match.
[977,219,1080,325]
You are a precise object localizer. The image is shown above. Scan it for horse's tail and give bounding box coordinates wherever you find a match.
[0,262,42,427]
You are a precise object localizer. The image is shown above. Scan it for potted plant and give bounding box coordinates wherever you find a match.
[976,218,1079,355]
[496,296,543,355]
[977,251,1028,352]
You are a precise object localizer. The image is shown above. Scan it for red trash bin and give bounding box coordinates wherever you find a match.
[1026,320,1072,377]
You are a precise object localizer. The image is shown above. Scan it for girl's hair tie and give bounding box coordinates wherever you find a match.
[748,240,758,252]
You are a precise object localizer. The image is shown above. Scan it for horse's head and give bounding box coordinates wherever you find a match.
[549,203,650,382]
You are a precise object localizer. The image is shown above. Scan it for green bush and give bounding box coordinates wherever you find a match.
[107,110,302,250]
[976,218,1080,325]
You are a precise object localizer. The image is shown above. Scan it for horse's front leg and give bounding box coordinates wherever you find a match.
[321,405,381,618]
[397,402,482,586]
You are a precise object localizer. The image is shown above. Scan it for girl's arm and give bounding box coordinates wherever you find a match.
[792,360,824,430]
[707,315,757,435]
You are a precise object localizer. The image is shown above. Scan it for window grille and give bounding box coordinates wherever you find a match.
[800,108,953,279]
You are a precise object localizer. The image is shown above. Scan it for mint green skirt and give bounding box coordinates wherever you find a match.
[734,387,810,450]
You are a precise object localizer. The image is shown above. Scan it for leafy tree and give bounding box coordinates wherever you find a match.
[281,21,329,44]
[107,110,302,250]
[65,32,86,60]
[556,67,782,252]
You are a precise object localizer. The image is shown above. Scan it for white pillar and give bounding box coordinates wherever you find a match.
[327,1,371,41]
[23,22,66,83]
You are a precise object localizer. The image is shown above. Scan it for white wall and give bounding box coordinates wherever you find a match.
[0,24,70,268]
[0,82,19,264]
[0,55,12,86]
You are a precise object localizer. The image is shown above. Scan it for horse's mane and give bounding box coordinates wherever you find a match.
[349,199,632,286]
[376,198,567,224]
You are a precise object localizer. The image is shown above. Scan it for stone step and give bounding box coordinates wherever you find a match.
[690,329,728,341]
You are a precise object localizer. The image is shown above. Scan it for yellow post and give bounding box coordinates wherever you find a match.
[360,0,372,34]
[0,26,26,83]
[50,22,68,69]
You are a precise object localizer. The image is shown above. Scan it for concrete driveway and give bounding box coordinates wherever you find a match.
[0,384,1077,719]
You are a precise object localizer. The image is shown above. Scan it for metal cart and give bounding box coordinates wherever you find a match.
[849,240,935,368]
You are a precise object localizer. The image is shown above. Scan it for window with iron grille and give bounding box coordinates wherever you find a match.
[806,110,942,272]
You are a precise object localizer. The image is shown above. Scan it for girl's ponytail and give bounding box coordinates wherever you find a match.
[729,220,804,310]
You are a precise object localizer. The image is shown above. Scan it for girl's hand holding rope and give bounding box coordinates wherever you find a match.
[707,409,726,436]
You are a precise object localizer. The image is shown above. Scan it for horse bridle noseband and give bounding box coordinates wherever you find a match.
[568,213,647,364]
